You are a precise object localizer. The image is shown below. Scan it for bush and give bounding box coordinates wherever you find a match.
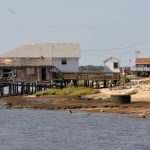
[125,90,138,95]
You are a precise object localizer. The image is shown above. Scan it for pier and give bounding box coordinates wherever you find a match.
[0,72,121,97]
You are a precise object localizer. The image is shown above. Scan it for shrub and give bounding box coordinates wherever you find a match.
[125,90,138,95]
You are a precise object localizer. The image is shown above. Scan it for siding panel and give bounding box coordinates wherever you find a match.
[52,58,79,72]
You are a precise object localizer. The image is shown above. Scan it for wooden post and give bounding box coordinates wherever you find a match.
[14,83,16,95]
[34,83,37,93]
[104,80,107,88]
[12,83,15,95]
[31,83,34,94]
[21,82,24,95]
[84,80,87,87]
[27,83,30,94]
[61,81,63,89]
[16,82,19,95]
[24,83,26,94]
[0,86,3,97]
[8,83,12,96]
[44,84,46,90]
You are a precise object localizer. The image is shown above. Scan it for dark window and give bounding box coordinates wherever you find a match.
[114,63,118,69]
[3,68,16,78]
[62,59,67,65]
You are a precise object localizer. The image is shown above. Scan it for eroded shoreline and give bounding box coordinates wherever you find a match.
[0,95,150,118]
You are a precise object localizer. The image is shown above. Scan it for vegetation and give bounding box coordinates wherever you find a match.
[36,87,99,97]
[79,65,104,72]
[125,90,138,95]
[142,79,150,85]
[130,76,148,80]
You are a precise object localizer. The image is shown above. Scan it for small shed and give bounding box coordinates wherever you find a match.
[104,57,120,73]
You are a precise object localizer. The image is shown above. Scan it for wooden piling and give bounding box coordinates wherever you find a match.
[21,82,24,95]
[8,83,12,96]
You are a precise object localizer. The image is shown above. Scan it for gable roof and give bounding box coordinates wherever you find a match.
[136,58,150,64]
[0,43,80,58]
[104,57,120,63]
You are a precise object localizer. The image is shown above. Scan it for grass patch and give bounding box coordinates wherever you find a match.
[142,80,150,85]
[36,87,99,97]
[125,90,138,95]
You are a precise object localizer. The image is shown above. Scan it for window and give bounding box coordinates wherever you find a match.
[26,68,35,75]
[3,68,16,78]
[114,63,118,69]
[62,59,67,65]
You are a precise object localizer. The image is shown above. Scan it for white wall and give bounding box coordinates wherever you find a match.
[104,58,120,73]
[52,58,79,72]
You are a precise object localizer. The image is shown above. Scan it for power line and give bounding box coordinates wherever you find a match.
[81,49,132,53]
[81,39,150,52]
[8,9,16,15]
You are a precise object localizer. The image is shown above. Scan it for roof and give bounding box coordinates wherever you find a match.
[0,57,52,67]
[104,57,120,63]
[0,43,80,58]
[136,58,150,64]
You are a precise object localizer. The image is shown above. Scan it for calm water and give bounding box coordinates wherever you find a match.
[0,109,149,150]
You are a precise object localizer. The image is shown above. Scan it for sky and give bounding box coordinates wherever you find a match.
[0,0,150,67]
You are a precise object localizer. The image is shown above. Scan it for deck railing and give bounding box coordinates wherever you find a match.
[136,67,150,71]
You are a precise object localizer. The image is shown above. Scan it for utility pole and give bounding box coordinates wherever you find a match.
[51,44,54,85]
[129,59,131,68]
[135,49,141,59]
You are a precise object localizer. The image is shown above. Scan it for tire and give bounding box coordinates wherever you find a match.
[111,95,131,104]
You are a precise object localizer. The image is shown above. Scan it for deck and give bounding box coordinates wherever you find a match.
[62,72,120,81]
[0,72,120,97]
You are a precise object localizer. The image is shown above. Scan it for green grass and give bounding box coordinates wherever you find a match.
[36,87,99,97]
[130,76,146,80]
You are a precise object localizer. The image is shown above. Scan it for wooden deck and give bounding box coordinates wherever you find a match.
[62,72,120,81]
[0,72,121,97]
[0,82,52,97]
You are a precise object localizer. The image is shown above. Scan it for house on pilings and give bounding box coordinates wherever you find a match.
[0,43,80,82]
[135,58,150,77]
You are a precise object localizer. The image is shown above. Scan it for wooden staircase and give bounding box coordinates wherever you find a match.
[49,66,64,81]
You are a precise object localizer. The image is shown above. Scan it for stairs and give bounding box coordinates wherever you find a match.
[49,66,64,81]
[119,73,130,85]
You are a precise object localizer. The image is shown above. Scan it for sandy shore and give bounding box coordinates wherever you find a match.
[0,78,150,118]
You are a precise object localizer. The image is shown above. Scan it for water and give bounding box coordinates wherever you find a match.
[0,109,149,150]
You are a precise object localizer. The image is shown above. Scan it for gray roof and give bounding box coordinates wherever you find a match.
[104,57,120,63]
[0,57,52,67]
[0,43,80,58]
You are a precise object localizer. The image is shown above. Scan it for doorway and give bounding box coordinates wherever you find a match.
[41,67,46,81]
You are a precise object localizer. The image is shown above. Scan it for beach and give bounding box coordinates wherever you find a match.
[0,78,150,118]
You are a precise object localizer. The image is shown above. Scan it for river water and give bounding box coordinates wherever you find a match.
[0,109,149,150]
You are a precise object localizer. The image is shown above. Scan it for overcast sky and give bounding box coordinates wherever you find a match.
[0,0,150,66]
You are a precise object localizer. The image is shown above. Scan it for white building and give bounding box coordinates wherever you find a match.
[135,58,150,76]
[104,57,120,73]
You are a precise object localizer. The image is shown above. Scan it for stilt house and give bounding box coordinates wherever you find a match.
[0,43,80,82]
[135,58,150,76]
